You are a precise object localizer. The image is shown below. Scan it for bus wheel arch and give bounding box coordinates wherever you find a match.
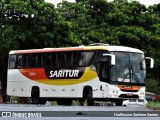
[31,86,46,104]
[82,86,94,106]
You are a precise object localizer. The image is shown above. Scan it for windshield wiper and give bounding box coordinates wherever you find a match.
[121,65,140,83]
[121,68,130,82]
[130,65,140,83]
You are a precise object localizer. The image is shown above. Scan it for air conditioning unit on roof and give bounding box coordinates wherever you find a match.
[90,43,109,46]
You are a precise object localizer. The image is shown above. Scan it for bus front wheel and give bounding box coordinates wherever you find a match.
[85,88,94,106]
[115,99,123,106]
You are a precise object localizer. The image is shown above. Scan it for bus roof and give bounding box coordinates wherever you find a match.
[9,45,143,54]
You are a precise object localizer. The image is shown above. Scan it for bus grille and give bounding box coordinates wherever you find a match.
[119,94,139,98]
[121,90,139,92]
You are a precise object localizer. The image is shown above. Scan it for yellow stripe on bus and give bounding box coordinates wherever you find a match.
[34,67,98,85]
[84,46,109,50]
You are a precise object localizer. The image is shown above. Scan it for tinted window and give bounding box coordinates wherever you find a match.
[63,52,77,67]
[138,99,144,102]
[78,51,95,66]
[30,54,36,67]
[36,54,43,67]
[45,52,60,67]
[129,99,136,102]
[30,54,43,68]
[22,54,29,68]
[9,55,17,69]
[45,51,95,67]
[17,55,23,68]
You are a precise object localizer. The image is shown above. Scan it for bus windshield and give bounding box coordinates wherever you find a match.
[110,52,146,85]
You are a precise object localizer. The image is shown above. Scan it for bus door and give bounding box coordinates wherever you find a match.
[96,52,113,83]
[96,53,115,97]
[96,59,110,97]
[97,61,109,83]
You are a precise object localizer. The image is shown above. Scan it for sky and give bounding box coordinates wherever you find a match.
[45,0,160,7]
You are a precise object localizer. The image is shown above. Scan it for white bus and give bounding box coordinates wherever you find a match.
[7,43,154,106]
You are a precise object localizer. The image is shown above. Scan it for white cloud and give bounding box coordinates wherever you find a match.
[45,0,160,7]
[45,0,75,5]
[134,0,160,7]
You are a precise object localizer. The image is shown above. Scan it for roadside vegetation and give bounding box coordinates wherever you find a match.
[10,96,160,109]
[146,102,160,110]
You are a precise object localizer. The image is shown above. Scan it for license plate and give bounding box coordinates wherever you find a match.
[127,93,133,96]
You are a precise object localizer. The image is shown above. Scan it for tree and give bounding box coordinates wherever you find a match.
[0,0,77,55]
[146,79,160,95]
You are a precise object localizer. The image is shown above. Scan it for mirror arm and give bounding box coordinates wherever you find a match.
[103,54,115,65]
[145,57,154,68]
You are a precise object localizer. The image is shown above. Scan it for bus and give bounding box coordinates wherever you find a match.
[7,43,154,106]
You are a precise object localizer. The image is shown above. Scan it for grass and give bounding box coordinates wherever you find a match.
[146,102,160,110]
[11,96,20,103]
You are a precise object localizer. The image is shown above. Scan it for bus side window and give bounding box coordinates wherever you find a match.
[78,51,95,66]
[30,54,43,68]
[73,52,78,66]
[51,53,60,67]
[30,54,36,68]
[85,52,95,65]
[36,54,43,67]
[78,52,85,66]
[22,55,29,68]
[45,52,61,67]
[64,52,74,67]
[17,55,23,68]
[45,53,52,67]
[9,55,17,69]
[57,53,63,67]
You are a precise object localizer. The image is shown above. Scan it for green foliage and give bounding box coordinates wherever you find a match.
[147,102,160,110]
[0,0,75,55]
[146,79,160,95]
[11,96,20,103]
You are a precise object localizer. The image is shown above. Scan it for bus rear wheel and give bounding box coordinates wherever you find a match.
[31,88,46,104]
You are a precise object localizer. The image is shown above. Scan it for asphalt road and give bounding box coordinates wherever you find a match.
[0,104,159,120]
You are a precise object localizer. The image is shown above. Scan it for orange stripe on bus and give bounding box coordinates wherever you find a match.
[19,68,48,80]
[118,85,140,91]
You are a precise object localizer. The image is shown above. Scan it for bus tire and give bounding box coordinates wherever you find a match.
[86,89,94,106]
[115,99,123,106]
[31,88,46,104]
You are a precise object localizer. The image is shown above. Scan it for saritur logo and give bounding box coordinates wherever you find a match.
[49,70,79,78]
